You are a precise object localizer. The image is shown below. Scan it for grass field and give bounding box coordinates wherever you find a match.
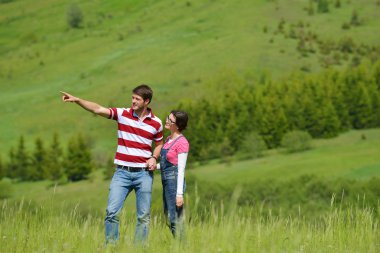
[1,0,379,155]
[0,196,379,252]
[1,126,379,252]
[189,128,380,184]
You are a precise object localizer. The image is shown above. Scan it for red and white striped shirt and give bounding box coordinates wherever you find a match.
[108,107,163,167]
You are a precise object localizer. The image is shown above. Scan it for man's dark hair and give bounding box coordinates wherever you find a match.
[133,84,153,104]
[171,110,188,132]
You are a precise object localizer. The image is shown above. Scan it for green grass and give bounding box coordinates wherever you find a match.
[188,129,380,184]
[1,126,380,252]
[0,198,378,252]
[1,0,379,155]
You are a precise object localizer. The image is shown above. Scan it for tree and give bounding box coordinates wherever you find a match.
[66,3,83,28]
[372,60,380,90]
[63,134,93,181]
[257,95,288,148]
[29,137,48,181]
[283,80,307,131]
[350,10,360,26]
[0,155,4,179]
[6,148,17,179]
[314,101,341,138]
[370,87,380,127]
[349,82,373,129]
[317,0,329,13]
[15,136,30,181]
[330,79,351,131]
[46,133,64,181]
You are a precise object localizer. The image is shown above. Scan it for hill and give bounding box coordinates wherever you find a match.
[3,128,379,216]
[1,0,379,155]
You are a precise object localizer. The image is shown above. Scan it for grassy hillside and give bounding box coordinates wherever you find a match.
[1,0,379,155]
[189,129,380,184]
[3,128,379,216]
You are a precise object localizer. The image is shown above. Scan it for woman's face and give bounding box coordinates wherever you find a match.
[165,113,177,130]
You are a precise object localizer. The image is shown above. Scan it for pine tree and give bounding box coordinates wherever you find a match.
[15,136,30,181]
[0,155,4,179]
[7,148,17,179]
[46,133,64,181]
[283,80,307,131]
[373,60,380,90]
[64,134,93,181]
[257,95,288,148]
[315,101,341,138]
[225,112,239,152]
[29,137,48,181]
[350,82,373,129]
[301,83,321,137]
[330,80,351,130]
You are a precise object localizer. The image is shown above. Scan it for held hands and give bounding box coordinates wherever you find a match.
[60,91,79,103]
[146,157,157,171]
[176,196,184,207]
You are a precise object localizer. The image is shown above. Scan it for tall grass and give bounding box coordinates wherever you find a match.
[0,196,378,253]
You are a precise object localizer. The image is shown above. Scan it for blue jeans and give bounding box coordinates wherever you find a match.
[104,168,153,244]
[161,166,185,237]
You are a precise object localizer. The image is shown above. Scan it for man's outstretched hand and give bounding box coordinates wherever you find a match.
[60,91,79,102]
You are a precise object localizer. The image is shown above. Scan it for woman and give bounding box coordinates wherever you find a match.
[159,110,189,237]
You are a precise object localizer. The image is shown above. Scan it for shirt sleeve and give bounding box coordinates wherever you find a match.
[176,139,189,154]
[108,108,119,120]
[176,152,188,196]
[153,125,163,142]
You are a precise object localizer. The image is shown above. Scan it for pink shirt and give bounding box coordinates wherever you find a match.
[163,136,189,165]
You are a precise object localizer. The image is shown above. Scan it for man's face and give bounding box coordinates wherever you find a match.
[131,93,149,111]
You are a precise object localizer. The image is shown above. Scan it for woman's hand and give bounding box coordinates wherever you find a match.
[176,196,184,207]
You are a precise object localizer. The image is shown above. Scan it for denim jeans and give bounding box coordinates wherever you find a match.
[104,168,153,244]
[161,166,185,237]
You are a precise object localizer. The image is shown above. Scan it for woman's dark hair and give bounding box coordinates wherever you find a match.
[132,84,153,104]
[171,110,188,132]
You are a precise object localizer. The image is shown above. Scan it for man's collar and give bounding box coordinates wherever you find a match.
[130,108,154,119]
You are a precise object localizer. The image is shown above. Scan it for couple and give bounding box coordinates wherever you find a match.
[61,84,189,243]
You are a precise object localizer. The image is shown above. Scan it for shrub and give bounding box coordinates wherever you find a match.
[240,132,267,158]
[317,0,329,13]
[66,3,83,28]
[281,130,312,153]
[339,37,355,53]
[341,22,350,30]
[350,10,361,26]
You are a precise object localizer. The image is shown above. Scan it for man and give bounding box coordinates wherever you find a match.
[61,84,163,244]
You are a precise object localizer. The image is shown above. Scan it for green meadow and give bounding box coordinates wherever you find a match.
[1,0,380,252]
[1,129,380,252]
[1,0,380,155]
